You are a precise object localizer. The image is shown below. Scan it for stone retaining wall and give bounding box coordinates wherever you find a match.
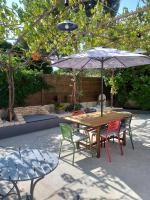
[0,102,98,128]
[0,105,51,127]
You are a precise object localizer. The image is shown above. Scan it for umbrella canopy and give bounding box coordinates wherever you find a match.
[52,47,150,116]
[52,47,150,69]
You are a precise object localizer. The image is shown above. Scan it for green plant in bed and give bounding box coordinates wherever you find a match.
[55,103,65,113]
[65,103,83,112]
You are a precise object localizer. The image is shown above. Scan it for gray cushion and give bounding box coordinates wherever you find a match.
[23,114,57,123]
[84,107,97,113]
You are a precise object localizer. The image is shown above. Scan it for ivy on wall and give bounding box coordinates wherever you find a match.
[0,68,48,108]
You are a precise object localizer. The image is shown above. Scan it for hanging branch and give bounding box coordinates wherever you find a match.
[111,6,150,22]
[4,6,56,121]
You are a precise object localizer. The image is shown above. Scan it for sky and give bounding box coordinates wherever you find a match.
[7,0,145,14]
[118,0,144,14]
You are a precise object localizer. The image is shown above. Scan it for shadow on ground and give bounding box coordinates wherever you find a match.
[0,114,149,200]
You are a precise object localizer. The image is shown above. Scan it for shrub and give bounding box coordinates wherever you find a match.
[55,103,65,110]
[109,66,150,110]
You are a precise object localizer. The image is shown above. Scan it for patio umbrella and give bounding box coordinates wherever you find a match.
[52,47,150,116]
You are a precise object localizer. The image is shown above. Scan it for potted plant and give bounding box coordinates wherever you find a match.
[55,103,65,114]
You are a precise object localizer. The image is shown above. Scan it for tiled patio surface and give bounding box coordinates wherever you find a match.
[0,113,150,200]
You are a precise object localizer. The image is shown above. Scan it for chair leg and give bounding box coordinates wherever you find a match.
[117,133,123,155]
[72,143,76,165]
[104,140,105,148]
[101,140,103,147]
[89,133,97,157]
[105,138,111,162]
[129,130,134,150]
[113,136,115,143]
[101,139,105,148]
[59,140,63,158]
[76,142,80,149]
[89,137,94,157]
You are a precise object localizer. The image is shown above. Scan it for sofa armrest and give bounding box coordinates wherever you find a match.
[39,107,50,115]
[15,112,26,124]
[0,118,3,127]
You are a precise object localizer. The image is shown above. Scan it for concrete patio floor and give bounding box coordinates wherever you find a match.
[0,113,150,200]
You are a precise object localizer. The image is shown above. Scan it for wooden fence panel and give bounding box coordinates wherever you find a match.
[25,75,109,106]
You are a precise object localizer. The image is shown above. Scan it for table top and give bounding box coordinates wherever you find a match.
[0,148,58,182]
[65,111,131,128]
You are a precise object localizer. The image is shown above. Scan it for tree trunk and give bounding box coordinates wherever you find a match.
[6,52,15,121]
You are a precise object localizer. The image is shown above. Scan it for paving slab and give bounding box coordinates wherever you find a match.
[0,113,149,200]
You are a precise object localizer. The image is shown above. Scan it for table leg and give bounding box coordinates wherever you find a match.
[76,142,80,149]
[96,127,100,158]
[27,176,44,200]
[11,180,21,200]
[76,123,80,149]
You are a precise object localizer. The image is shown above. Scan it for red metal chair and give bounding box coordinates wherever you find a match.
[71,110,85,116]
[100,119,123,162]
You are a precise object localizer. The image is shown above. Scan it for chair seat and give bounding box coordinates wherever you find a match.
[72,132,89,143]
[120,126,130,133]
[100,131,117,138]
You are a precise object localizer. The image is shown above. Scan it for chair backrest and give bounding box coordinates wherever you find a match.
[99,124,108,134]
[120,115,132,131]
[72,110,85,116]
[59,123,73,141]
[107,120,121,136]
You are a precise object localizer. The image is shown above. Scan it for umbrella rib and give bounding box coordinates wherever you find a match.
[113,57,127,68]
[80,58,92,70]
[51,58,71,65]
[93,57,111,62]
[73,58,92,76]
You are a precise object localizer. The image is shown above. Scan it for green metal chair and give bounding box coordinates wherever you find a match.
[59,123,92,165]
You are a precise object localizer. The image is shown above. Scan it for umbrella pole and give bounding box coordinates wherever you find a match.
[100,58,104,117]
[110,69,114,108]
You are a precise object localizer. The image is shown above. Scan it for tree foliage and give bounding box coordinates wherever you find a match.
[111,66,150,110]
[1,0,149,56]
[0,67,48,108]
[0,0,150,111]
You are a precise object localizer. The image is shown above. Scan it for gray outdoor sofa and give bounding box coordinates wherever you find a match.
[0,114,60,139]
[0,106,67,140]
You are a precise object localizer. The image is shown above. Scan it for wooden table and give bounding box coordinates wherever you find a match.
[65,111,131,158]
